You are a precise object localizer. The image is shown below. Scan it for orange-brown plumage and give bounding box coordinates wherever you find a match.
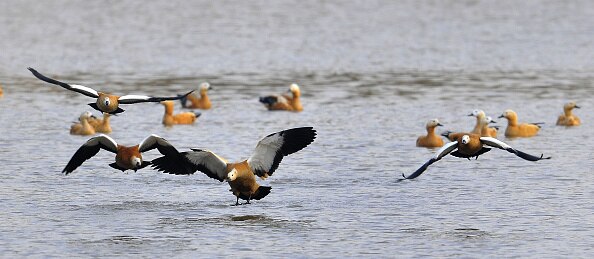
[182,83,212,109]
[70,112,96,136]
[556,102,581,126]
[416,119,444,148]
[499,109,540,137]
[88,113,112,133]
[161,101,200,126]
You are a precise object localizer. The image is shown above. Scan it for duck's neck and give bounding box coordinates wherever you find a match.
[507,116,518,126]
[564,108,573,117]
[427,126,437,136]
[164,104,173,115]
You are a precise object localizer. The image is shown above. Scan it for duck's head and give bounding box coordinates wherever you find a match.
[226,168,238,182]
[426,118,443,128]
[480,116,496,126]
[564,101,580,110]
[461,134,470,145]
[200,82,211,92]
[130,155,142,169]
[289,83,301,97]
[79,111,93,121]
[468,109,485,118]
[498,109,516,120]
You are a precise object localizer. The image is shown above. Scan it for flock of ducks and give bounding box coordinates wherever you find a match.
[25,68,315,206]
[408,103,582,180]
[2,68,582,202]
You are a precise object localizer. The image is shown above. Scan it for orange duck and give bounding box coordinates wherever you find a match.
[63,134,183,174]
[181,82,212,109]
[468,109,498,138]
[416,119,445,148]
[70,111,96,136]
[499,109,541,138]
[88,112,112,134]
[556,102,581,126]
[28,67,192,114]
[259,83,303,112]
[401,134,551,180]
[161,101,201,126]
[151,127,316,205]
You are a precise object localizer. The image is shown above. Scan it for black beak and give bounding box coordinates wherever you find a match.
[437,123,444,127]
[490,120,497,123]
[467,113,474,116]
[575,105,580,109]
[498,114,504,118]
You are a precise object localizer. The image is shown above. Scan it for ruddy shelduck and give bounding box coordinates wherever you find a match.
[151,127,317,205]
[28,67,193,114]
[181,82,212,109]
[63,134,182,174]
[88,112,112,134]
[499,109,541,138]
[416,119,445,148]
[259,83,303,112]
[556,102,581,126]
[401,134,551,180]
[443,116,495,142]
[70,111,96,136]
[468,109,498,138]
[161,101,201,126]
[0,84,3,97]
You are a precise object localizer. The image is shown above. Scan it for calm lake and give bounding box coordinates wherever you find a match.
[1,0,594,257]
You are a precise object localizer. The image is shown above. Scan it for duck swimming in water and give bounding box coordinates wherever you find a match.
[151,127,316,205]
[499,109,541,138]
[63,134,182,174]
[259,83,303,112]
[70,111,96,136]
[401,133,551,180]
[556,102,581,126]
[468,109,498,138]
[181,82,212,109]
[88,112,112,134]
[416,119,445,148]
[161,101,201,126]
[28,67,193,114]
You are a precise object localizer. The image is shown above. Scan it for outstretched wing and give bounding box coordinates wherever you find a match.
[247,127,317,178]
[401,141,459,180]
[118,90,194,104]
[28,67,99,98]
[480,137,551,161]
[138,134,179,156]
[63,134,118,175]
[151,149,228,181]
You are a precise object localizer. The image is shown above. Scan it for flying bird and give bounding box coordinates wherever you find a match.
[151,127,316,205]
[401,133,550,180]
[63,134,182,174]
[28,67,193,114]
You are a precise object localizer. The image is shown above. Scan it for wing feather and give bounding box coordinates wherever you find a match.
[151,149,228,181]
[480,137,551,161]
[62,134,118,175]
[401,141,458,180]
[118,90,194,104]
[28,68,99,97]
[247,127,316,178]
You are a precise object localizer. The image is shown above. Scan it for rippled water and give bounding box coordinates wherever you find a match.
[1,1,594,258]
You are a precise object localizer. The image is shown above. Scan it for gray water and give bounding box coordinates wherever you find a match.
[1,1,594,258]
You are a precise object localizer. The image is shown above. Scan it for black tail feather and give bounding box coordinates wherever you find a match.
[238,186,272,201]
[179,94,189,108]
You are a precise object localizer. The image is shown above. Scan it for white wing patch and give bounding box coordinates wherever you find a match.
[118,95,152,101]
[433,141,458,160]
[70,84,99,97]
[185,150,228,180]
[247,133,284,174]
[138,134,169,152]
[480,137,512,150]
[88,134,118,153]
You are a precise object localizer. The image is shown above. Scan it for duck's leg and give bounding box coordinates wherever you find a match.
[245,195,251,205]
[232,196,241,206]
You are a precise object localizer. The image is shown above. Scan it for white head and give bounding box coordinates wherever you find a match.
[461,135,470,144]
[102,96,111,107]
[200,82,211,91]
[226,168,238,182]
[131,156,142,168]
[469,109,485,117]
[79,111,93,121]
[426,118,443,128]
[290,83,300,92]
